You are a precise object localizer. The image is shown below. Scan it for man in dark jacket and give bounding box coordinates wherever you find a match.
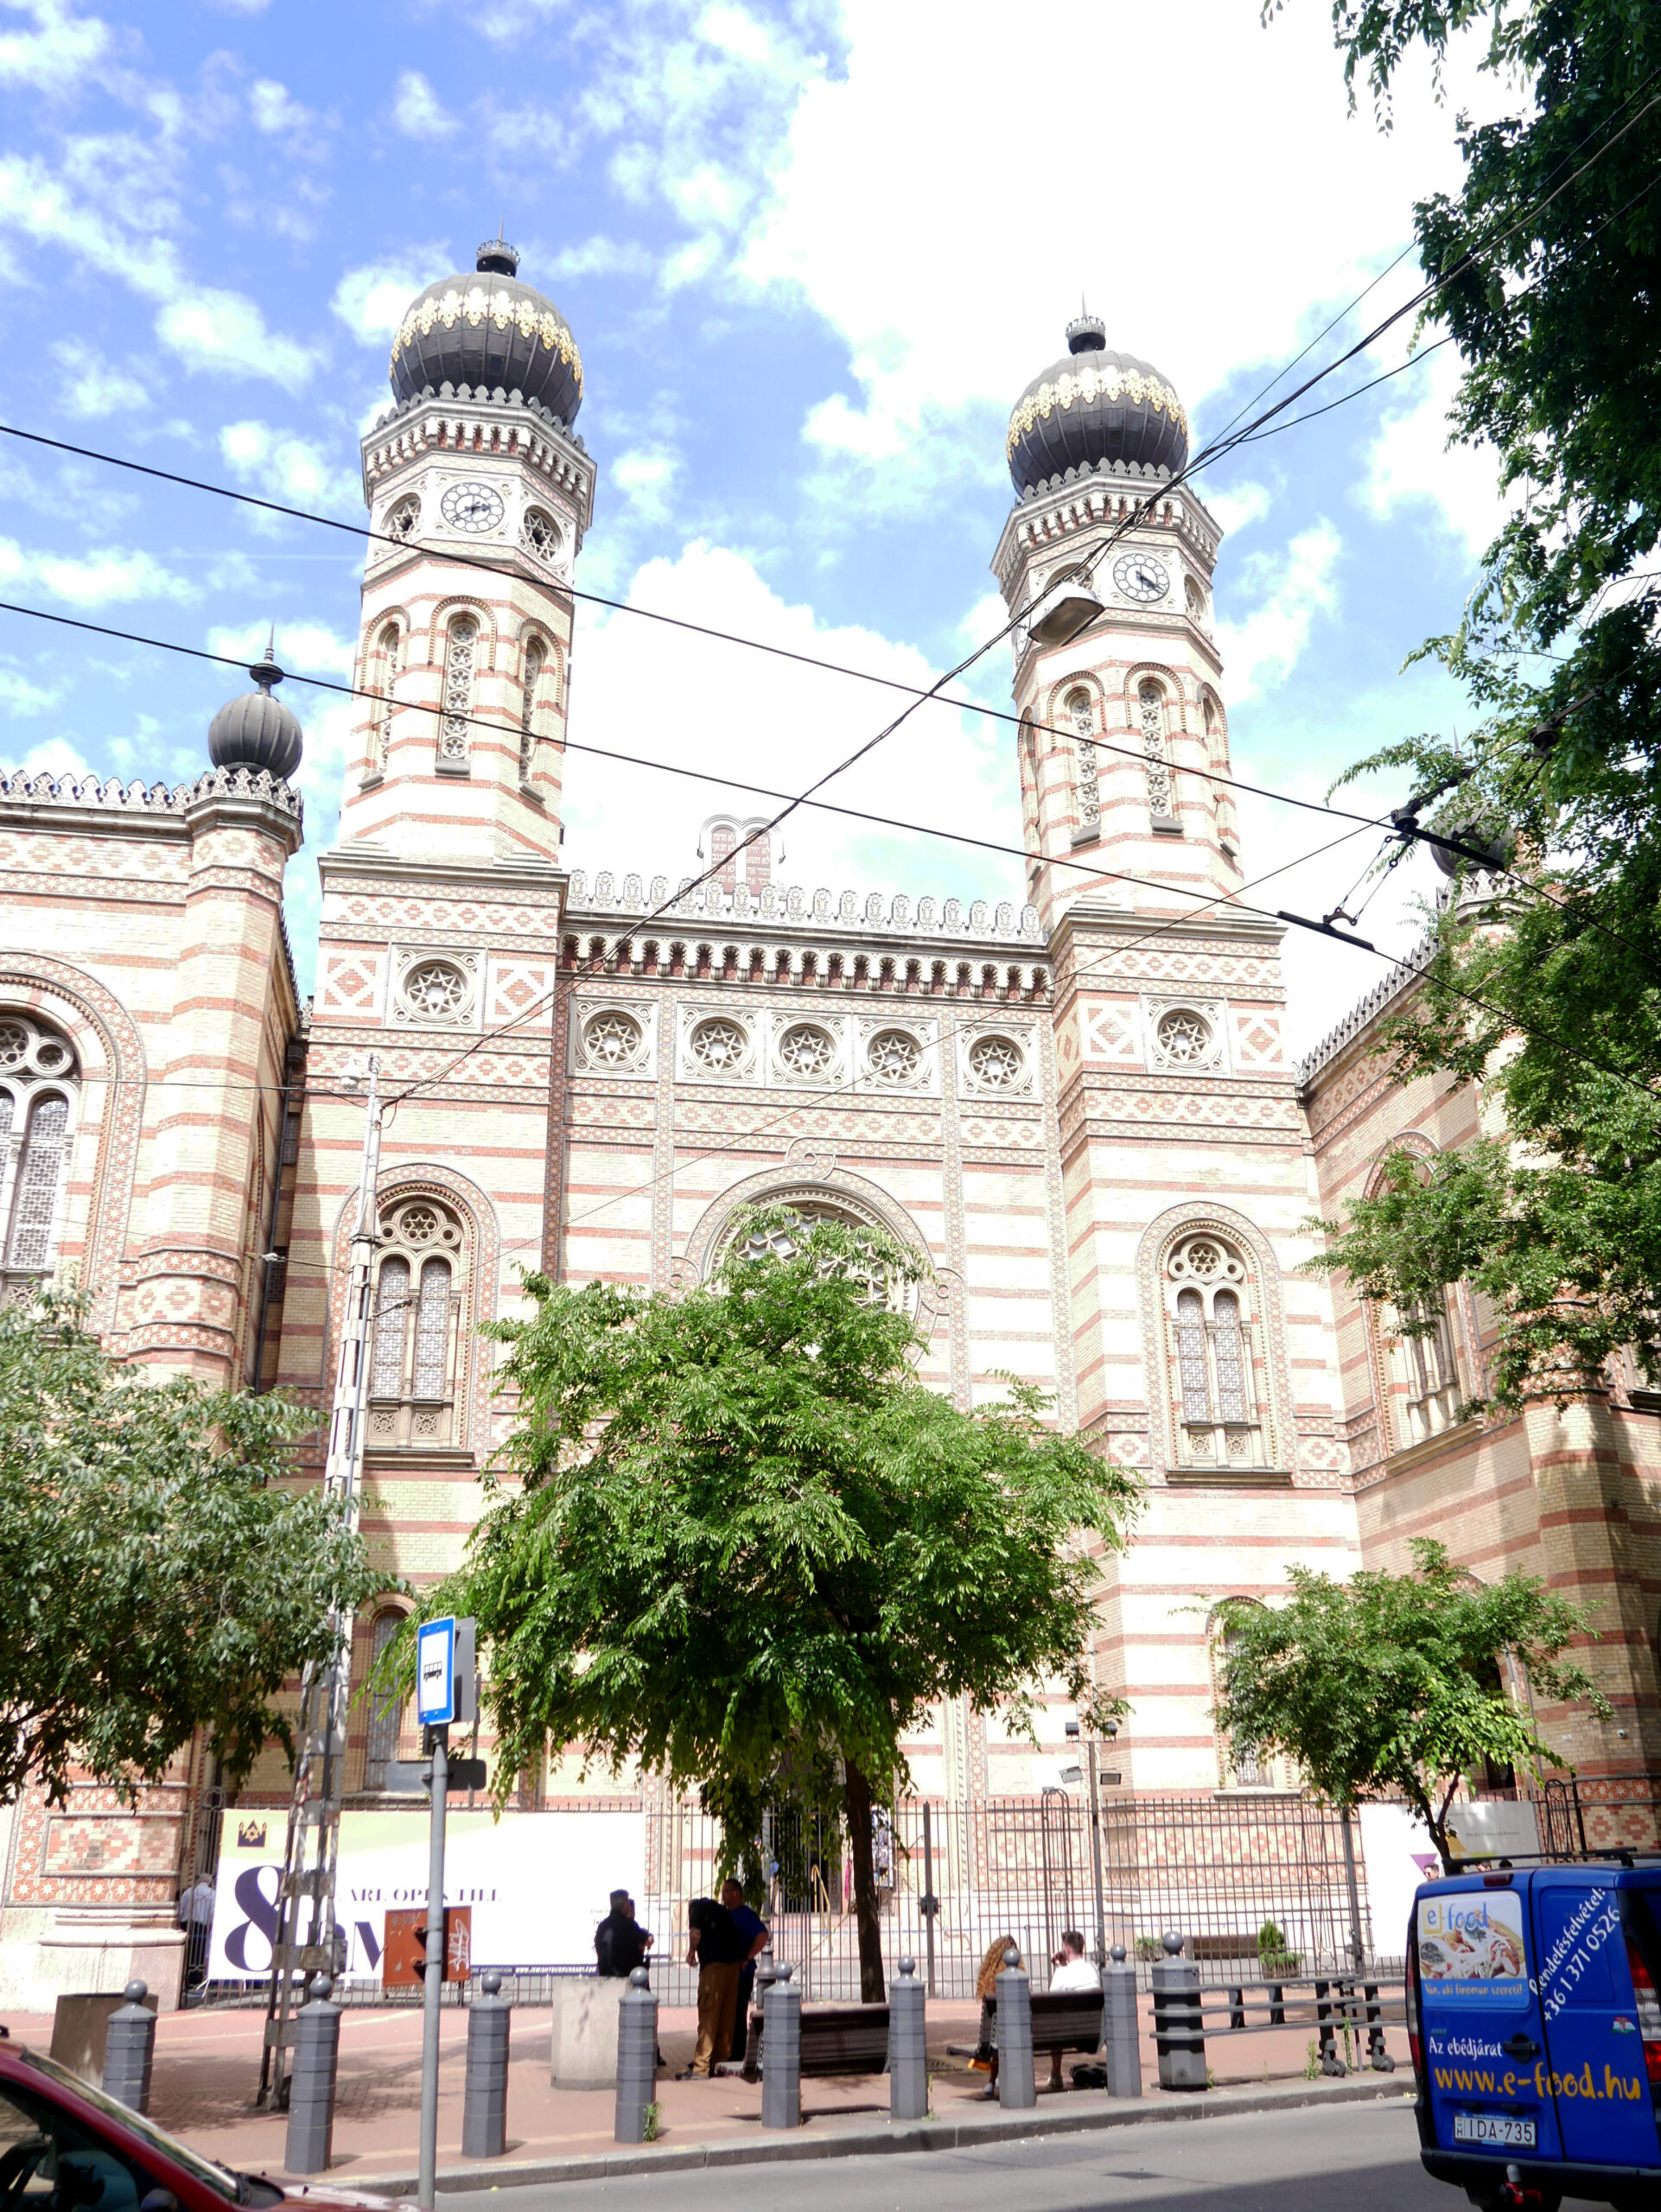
[682,1893,745,2076]
[594,1890,652,1978]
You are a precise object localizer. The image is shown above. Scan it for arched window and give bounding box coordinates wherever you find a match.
[1066,688,1100,832]
[1163,1231,1274,1471]
[1138,680,1176,824]
[362,1609,417,1791]
[366,620,401,779]
[1017,717,1040,864]
[1377,1293,1464,1448]
[438,614,478,768]
[519,638,545,785]
[0,1014,79,1307]
[366,1196,466,1446]
[1210,1606,1282,1789]
[1185,575,1210,631]
[1202,695,1238,855]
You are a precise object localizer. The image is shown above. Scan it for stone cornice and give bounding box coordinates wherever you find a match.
[360,389,595,540]
[317,842,568,899]
[990,476,1223,594]
[566,868,1046,954]
[0,765,302,838]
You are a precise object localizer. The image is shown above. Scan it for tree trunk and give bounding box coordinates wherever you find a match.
[843,1757,885,2004]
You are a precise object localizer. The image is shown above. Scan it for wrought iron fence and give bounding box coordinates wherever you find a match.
[197,1789,1378,2008]
[1534,1774,1661,1857]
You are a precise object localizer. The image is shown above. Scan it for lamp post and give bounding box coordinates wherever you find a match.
[1067,1717,1115,1967]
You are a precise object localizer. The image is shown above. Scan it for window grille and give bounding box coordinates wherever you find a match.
[1165,1233,1271,1470]
[412,1258,451,1398]
[369,622,400,775]
[366,1198,465,1446]
[363,1611,407,1789]
[1139,681,1174,820]
[1175,1288,1211,1421]
[2,1019,77,1306]
[519,639,544,783]
[1068,690,1099,828]
[439,616,477,765]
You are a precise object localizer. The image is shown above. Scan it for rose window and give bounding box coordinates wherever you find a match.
[777,1023,835,1077]
[690,1017,748,1072]
[386,495,420,543]
[866,1028,923,1084]
[400,1206,439,1245]
[583,1010,645,1069]
[1156,1008,1212,1063]
[0,1022,28,1070]
[967,1033,1023,1089]
[404,959,469,1020]
[520,506,561,563]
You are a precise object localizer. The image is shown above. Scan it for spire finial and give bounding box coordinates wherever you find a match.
[250,624,283,694]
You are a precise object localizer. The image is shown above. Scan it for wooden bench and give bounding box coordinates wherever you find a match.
[739,2000,891,2082]
[985,1989,1105,2065]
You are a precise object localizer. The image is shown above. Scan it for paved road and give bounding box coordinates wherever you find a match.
[490,2096,1440,2212]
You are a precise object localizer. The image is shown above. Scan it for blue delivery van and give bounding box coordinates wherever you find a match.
[1409,1863,1661,2209]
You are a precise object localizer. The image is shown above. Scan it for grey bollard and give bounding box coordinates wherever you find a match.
[614,1967,659,2145]
[888,1955,927,2121]
[1103,1945,1142,2099]
[462,1970,512,2158]
[996,1946,1035,2110]
[101,1982,156,2115]
[1151,1931,1206,2091]
[284,1974,342,2174]
[760,1961,800,2131]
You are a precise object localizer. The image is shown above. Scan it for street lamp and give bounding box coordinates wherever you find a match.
[1068,1717,1117,1968]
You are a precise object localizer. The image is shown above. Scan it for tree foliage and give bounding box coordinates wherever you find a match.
[0,1295,381,1808]
[1212,1540,1607,1867]
[390,1209,1138,1999]
[1277,0,1661,1403]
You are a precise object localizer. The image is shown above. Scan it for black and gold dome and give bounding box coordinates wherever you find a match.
[1007,315,1188,494]
[389,238,583,424]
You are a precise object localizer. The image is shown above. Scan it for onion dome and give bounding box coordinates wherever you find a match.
[1007,314,1188,495]
[388,236,583,424]
[208,643,303,781]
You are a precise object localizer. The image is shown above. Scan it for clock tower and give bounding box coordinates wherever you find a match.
[335,237,595,867]
[990,315,1242,938]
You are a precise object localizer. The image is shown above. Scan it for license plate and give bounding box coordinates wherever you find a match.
[1453,2114,1537,2149]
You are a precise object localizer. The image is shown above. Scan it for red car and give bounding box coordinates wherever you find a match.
[0,2036,412,2212]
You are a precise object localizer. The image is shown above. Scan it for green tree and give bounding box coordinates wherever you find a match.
[391,1209,1137,2000]
[0,1295,381,1808]
[1276,0,1661,1404]
[1212,1540,1608,1868]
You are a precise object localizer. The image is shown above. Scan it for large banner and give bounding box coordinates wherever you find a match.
[208,1807,646,1981]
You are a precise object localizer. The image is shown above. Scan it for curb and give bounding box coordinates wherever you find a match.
[342,2071,1414,2196]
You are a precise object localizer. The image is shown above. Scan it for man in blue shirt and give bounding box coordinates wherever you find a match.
[719,1877,771,2058]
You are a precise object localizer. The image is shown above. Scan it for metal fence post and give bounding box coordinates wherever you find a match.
[1150,1932,1206,2091]
[1103,1946,1141,2099]
[101,1982,156,2114]
[462,1969,512,2158]
[1362,1980,1396,2073]
[1313,1980,1346,2076]
[760,1961,800,2130]
[888,1956,927,2121]
[284,1974,342,2175]
[614,1967,659,2145]
[996,1945,1035,2110]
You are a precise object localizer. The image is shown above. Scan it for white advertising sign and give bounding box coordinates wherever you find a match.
[208,1808,645,1980]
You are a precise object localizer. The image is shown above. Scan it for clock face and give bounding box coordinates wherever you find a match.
[1112,550,1170,603]
[440,480,506,535]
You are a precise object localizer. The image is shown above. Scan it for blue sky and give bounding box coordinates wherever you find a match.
[0,0,1526,1056]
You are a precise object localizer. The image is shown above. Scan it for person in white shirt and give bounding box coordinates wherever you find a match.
[1046,1929,1102,2088]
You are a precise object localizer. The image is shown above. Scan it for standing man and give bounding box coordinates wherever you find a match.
[681,1891,744,2078]
[719,1877,771,2053]
[594,1889,652,1978]
[175,1870,216,1994]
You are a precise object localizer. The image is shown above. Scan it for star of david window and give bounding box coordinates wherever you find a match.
[582,1009,646,1071]
[401,958,471,1023]
[689,1016,749,1073]
[1155,1007,1213,1065]
[966,1033,1025,1090]
[776,1022,836,1079]
[385,495,420,543]
[520,505,561,564]
[865,1028,925,1085]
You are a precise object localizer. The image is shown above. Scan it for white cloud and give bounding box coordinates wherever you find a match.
[0,534,196,607]
[1,734,91,775]
[330,247,451,343]
[218,419,358,513]
[546,233,657,283]
[1362,343,1509,561]
[564,540,1018,912]
[737,2,1506,518]
[1216,521,1343,704]
[51,339,148,416]
[208,619,355,683]
[0,1,111,96]
[247,78,328,147]
[0,664,61,713]
[156,290,322,390]
[611,447,682,528]
[1206,480,1273,538]
[391,68,457,140]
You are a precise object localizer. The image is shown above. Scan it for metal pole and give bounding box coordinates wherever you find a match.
[418,1726,449,2209]
[1087,1738,1108,1968]
[259,1057,382,2107]
[922,1804,937,1999]
[1339,1802,1365,1972]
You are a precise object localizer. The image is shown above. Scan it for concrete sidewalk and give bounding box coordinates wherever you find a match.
[0,1992,1410,2196]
